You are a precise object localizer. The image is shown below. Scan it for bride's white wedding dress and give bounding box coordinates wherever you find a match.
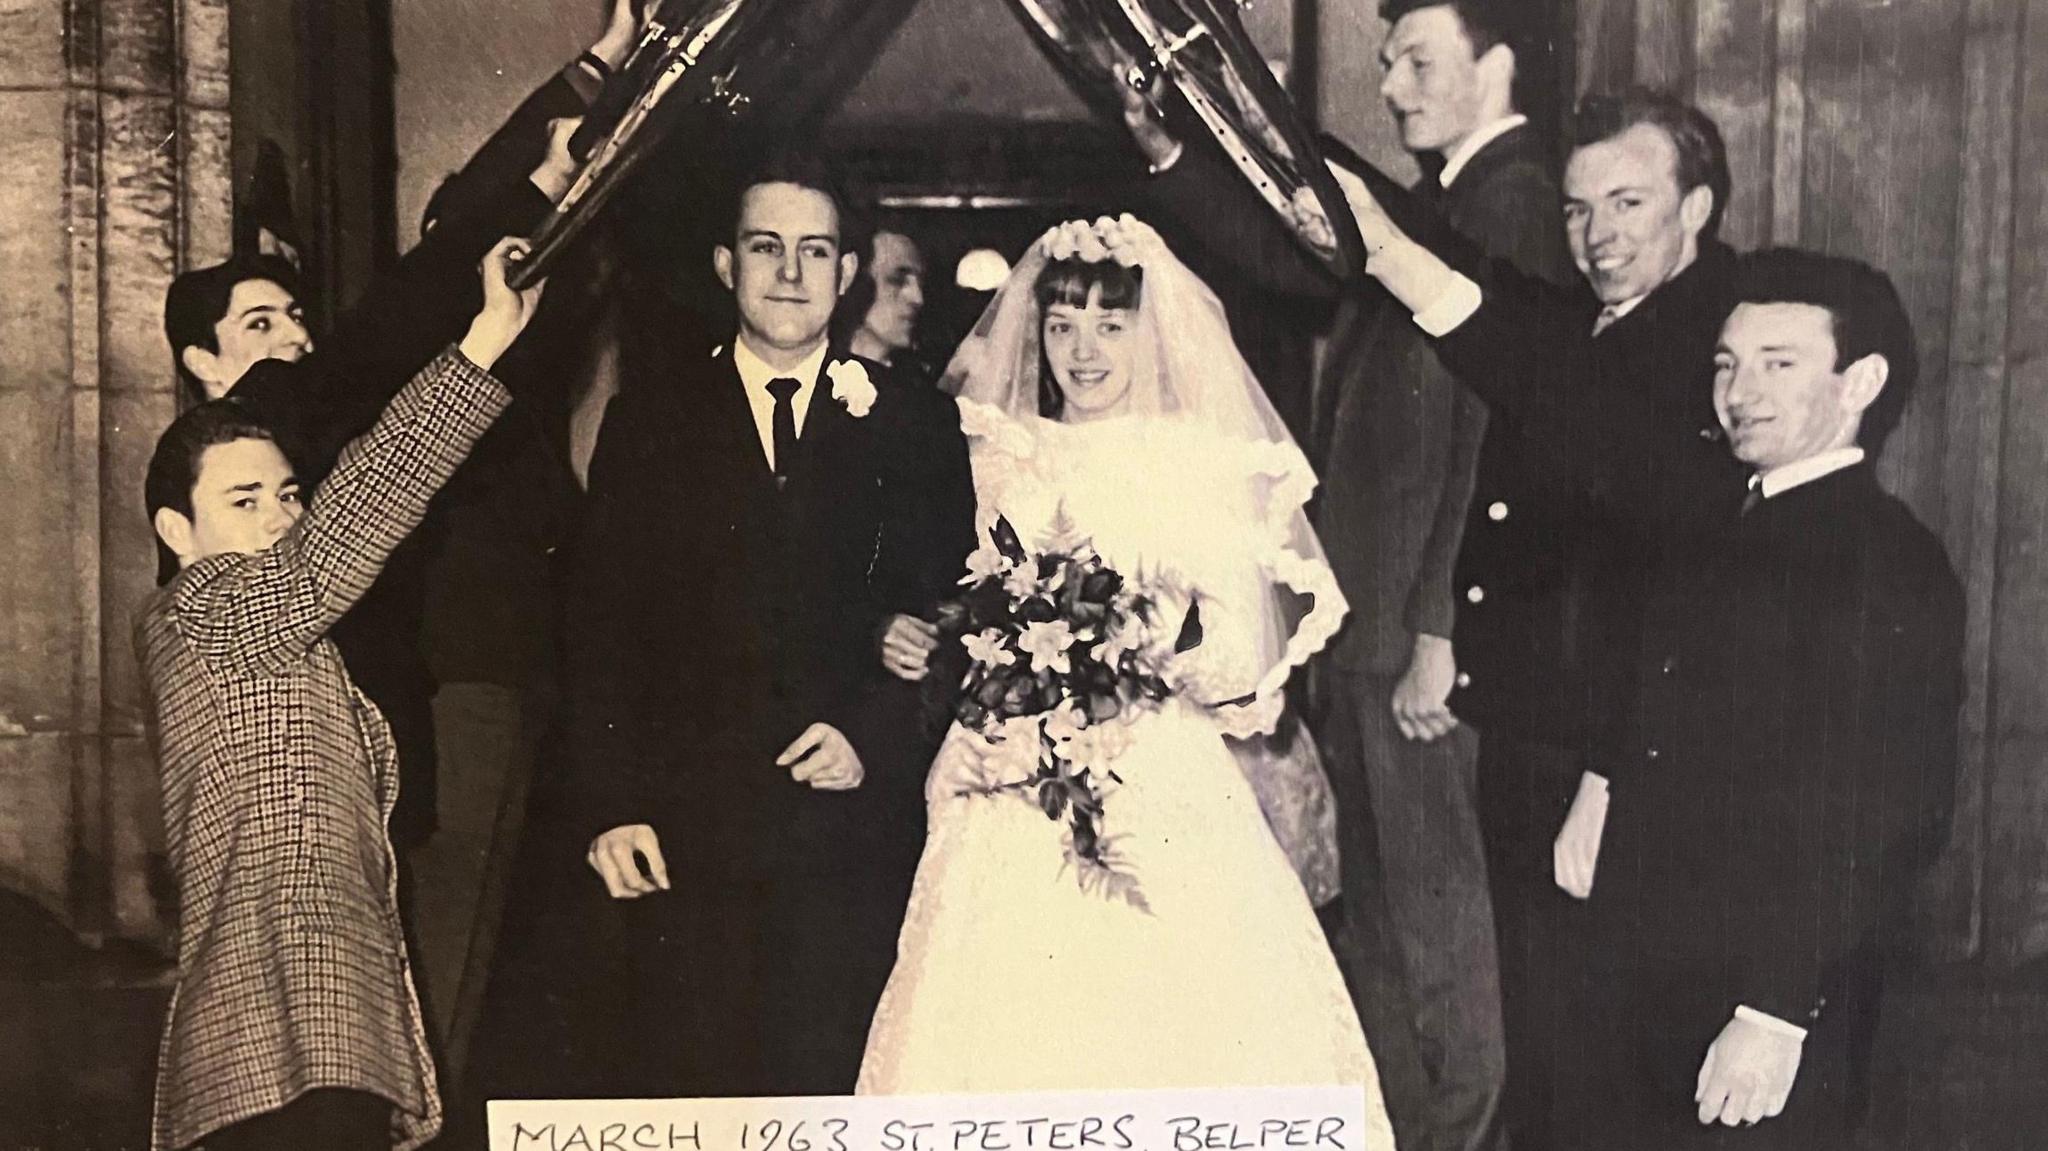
[857,397,1391,1145]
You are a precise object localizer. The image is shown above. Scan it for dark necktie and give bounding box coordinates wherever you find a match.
[766,376,800,485]
[1741,482,1763,516]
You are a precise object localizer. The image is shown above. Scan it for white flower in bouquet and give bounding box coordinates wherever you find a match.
[1017,619,1077,675]
[962,628,1016,669]
[1003,562,1045,601]
[962,541,1012,585]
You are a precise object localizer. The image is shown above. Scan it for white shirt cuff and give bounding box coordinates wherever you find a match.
[1149,141,1185,175]
[1735,1004,1809,1041]
[1409,270,1483,337]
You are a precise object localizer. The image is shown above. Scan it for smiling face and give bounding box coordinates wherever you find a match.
[183,278,313,399]
[715,181,859,359]
[1379,5,1507,156]
[1042,285,1139,422]
[1714,301,1886,473]
[153,436,305,569]
[1563,122,1714,305]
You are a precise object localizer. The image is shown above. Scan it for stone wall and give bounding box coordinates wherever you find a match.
[0,0,231,946]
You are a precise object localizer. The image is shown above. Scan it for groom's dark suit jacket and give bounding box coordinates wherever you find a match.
[558,324,975,1094]
[567,336,974,863]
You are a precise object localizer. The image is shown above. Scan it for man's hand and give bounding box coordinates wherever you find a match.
[590,0,653,71]
[1325,159,1396,256]
[1116,69,1182,172]
[1695,1011,1804,1127]
[880,614,940,682]
[1391,633,1460,742]
[459,238,546,370]
[778,723,864,791]
[1552,770,1610,899]
[587,823,670,899]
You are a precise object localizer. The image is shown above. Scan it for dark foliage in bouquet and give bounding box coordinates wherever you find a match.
[934,510,1201,907]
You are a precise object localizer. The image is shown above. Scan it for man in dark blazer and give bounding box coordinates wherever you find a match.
[1323,89,1754,1147]
[1335,120,1963,1143]
[559,154,976,1098]
[1306,5,1576,1149]
[1561,248,1963,1149]
[1120,11,1570,1141]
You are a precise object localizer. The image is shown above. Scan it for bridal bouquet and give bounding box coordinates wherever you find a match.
[946,511,1201,905]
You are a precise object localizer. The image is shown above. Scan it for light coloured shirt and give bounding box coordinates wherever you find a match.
[1754,447,1867,499]
[733,335,828,471]
[1439,114,1529,189]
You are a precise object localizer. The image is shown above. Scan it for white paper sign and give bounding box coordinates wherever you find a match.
[489,1085,1367,1151]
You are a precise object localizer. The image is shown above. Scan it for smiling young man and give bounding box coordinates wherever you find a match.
[140,239,543,1151]
[1562,249,1962,1149]
[548,153,975,1099]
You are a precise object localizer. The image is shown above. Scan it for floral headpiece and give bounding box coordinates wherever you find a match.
[1037,213,1165,269]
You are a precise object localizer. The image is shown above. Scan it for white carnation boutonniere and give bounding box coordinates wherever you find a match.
[827,358,878,418]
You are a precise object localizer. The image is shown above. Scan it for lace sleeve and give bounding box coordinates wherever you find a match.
[1205,437,1348,740]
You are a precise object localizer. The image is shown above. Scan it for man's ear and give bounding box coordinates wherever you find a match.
[837,250,861,299]
[180,345,230,400]
[1840,352,1890,417]
[1476,42,1517,110]
[1680,183,1715,238]
[153,506,196,567]
[713,244,735,292]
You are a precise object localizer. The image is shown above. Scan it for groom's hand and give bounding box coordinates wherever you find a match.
[880,614,940,682]
[779,723,864,791]
[588,823,670,899]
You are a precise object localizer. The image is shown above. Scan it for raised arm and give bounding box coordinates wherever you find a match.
[172,241,545,680]
[1327,157,1593,428]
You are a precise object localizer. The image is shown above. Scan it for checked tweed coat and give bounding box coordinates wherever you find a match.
[139,349,508,1151]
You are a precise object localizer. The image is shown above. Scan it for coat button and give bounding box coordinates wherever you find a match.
[1456,672,1472,688]
[1646,746,1662,761]
[1487,501,1509,522]
[1466,585,1485,604]
[1661,657,1677,675]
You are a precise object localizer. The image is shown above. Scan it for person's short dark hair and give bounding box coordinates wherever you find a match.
[1032,258,1145,419]
[1382,0,1554,122]
[724,149,869,257]
[144,400,285,585]
[1381,0,1513,57]
[833,231,886,350]
[163,254,303,402]
[1570,87,1732,241]
[1732,247,1919,453]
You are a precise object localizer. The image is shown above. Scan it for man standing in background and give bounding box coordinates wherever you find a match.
[1308,5,1573,1149]
[1122,4,1568,1146]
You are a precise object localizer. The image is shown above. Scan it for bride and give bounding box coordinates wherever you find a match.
[857,214,1391,1140]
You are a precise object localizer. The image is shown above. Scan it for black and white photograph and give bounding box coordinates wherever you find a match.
[2,0,2045,1148]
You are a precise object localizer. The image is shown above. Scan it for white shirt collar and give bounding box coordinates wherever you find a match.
[1598,294,1649,327]
[731,334,830,470]
[1752,447,1867,499]
[1439,114,1528,189]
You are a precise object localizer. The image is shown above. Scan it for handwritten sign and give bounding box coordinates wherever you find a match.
[489,1085,1367,1151]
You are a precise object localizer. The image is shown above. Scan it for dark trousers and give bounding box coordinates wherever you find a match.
[405,682,545,1097]
[205,1088,389,1151]
[1319,671,1505,1151]
[1474,732,1584,1151]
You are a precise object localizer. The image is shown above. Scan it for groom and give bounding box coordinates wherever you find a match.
[562,152,977,1096]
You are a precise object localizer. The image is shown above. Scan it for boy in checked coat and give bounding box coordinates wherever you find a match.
[137,240,542,1151]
